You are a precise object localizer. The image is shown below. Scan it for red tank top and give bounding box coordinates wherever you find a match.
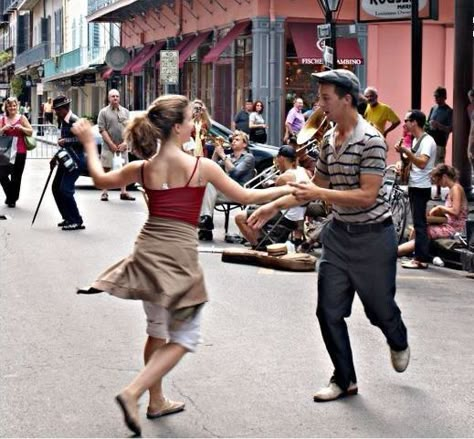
[2,116,26,154]
[143,157,206,226]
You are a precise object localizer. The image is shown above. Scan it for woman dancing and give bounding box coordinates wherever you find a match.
[72,94,292,436]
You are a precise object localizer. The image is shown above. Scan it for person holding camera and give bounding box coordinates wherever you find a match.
[50,95,86,231]
[190,99,211,157]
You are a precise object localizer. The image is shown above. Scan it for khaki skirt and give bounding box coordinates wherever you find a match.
[92,216,208,311]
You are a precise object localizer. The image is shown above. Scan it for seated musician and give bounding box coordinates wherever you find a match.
[235,146,309,249]
[198,130,256,241]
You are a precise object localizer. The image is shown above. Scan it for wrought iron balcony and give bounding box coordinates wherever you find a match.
[87,0,120,15]
[44,48,84,79]
[87,0,174,22]
[15,41,49,72]
[43,46,108,80]
[3,0,21,15]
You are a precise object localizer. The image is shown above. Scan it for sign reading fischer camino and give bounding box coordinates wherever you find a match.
[358,0,438,23]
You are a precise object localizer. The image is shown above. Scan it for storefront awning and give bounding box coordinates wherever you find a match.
[202,21,249,64]
[121,44,154,75]
[288,23,364,66]
[178,31,211,68]
[155,35,195,69]
[130,42,165,74]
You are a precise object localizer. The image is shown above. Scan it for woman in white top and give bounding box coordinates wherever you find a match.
[249,100,268,144]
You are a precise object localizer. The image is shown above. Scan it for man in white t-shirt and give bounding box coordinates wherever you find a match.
[395,110,436,269]
[235,145,309,248]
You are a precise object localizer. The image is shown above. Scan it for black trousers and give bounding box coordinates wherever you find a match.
[52,159,84,225]
[0,153,26,204]
[408,187,432,263]
[317,220,408,390]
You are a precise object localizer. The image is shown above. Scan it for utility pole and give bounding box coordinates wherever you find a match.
[452,0,473,198]
[411,0,422,109]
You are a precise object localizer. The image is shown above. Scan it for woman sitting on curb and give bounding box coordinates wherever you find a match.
[398,164,468,263]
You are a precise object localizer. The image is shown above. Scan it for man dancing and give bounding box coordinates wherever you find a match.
[248,70,410,402]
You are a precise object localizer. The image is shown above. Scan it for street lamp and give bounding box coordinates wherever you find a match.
[37,65,44,78]
[317,0,343,69]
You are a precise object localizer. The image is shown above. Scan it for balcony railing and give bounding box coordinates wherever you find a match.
[44,46,108,79]
[15,42,49,72]
[87,0,119,15]
[44,48,84,78]
[3,0,20,15]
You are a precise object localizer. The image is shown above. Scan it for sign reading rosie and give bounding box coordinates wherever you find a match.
[357,0,438,23]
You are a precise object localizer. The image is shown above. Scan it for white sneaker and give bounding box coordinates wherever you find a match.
[313,378,358,402]
[391,346,410,372]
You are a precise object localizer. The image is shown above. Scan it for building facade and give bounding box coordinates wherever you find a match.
[0,0,116,123]
[87,0,464,153]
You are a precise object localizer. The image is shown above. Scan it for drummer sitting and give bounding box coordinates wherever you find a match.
[235,146,309,249]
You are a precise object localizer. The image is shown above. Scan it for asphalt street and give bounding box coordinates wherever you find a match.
[1,159,473,438]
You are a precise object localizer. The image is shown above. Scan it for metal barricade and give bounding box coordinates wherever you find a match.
[28,124,59,159]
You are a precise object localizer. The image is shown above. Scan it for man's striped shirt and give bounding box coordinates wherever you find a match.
[315,115,391,224]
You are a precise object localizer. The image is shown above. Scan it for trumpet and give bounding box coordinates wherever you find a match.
[205,133,230,148]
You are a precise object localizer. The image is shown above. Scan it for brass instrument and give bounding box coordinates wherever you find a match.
[295,107,331,174]
[205,133,231,148]
[296,107,330,151]
[243,162,280,189]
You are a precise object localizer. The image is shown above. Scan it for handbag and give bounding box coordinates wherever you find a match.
[0,136,17,167]
[251,127,266,138]
[398,134,426,185]
[25,135,37,151]
[112,152,124,170]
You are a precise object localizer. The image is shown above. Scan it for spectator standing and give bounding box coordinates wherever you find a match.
[51,95,86,231]
[191,99,211,157]
[249,69,410,402]
[97,89,135,201]
[0,97,33,207]
[43,97,54,124]
[198,130,255,241]
[303,100,319,120]
[232,99,253,134]
[249,100,268,144]
[363,86,401,137]
[23,102,31,122]
[395,110,437,268]
[284,97,305,143]
[468,88,474,175]
[426,86,453,200]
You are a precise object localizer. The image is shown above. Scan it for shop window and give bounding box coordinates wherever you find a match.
[234,36,252,118]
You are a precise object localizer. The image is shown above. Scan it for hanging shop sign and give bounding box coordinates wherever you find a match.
[357,0,438,23]
[160,50,179,85]
[71,75,85,86]
[83,73,96,84]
